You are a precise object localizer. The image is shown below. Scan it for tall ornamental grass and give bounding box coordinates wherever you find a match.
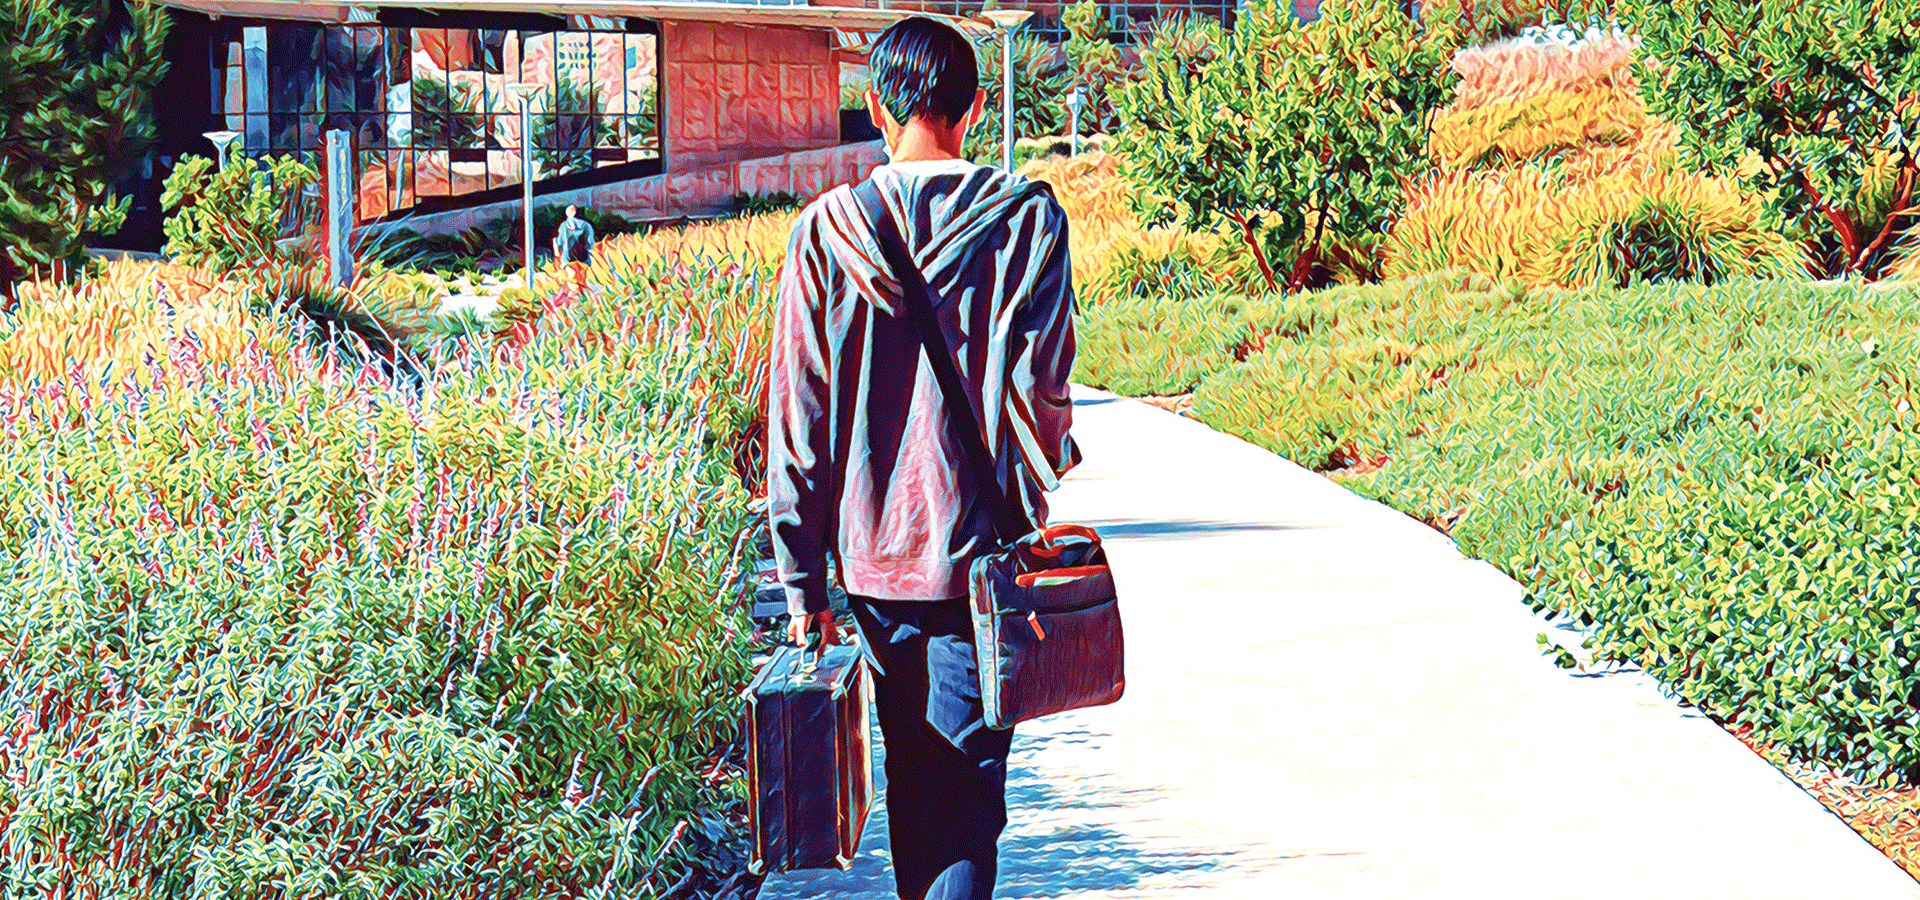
[1387,33,1807,288]
[0,256,761,896]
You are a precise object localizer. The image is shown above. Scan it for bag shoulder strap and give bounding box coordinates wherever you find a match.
[851,176,1034,543]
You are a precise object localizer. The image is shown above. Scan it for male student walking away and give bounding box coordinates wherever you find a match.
[766,16,1079,900]
[553,204,594,289]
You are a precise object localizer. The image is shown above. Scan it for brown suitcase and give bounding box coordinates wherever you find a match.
[743,642,873,874]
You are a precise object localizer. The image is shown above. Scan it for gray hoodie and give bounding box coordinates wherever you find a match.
[768,158,1080,617]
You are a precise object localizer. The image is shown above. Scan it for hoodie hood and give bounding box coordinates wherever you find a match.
[814,159,1050,309]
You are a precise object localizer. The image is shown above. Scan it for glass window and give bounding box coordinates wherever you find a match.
[209,19,660,221]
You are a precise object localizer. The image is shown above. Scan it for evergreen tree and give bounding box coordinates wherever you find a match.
[0,0,169,297]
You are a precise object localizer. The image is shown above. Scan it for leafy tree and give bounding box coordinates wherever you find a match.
[1622,0,1920,278]
[1114,0,1460,292]
[0,0,168,295]
[1062,1,1126,134]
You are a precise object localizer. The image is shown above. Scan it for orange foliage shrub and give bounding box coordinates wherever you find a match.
[1450,32,1639,110]
[1390,28,1801,288]
[1,261,284,387]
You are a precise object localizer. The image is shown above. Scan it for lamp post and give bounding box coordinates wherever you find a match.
[202,130,243,171]
[1066,87,1084,156]
[506,82,542,280]
[980,9,1033,171]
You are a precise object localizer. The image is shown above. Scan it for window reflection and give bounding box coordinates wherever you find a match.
[210,21,659,221]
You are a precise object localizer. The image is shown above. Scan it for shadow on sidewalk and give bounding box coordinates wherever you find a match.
[1082,518,1340,540]
[995,726,1343,897]
[759,713,1358,899]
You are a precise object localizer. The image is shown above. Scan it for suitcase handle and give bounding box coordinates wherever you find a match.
[801,629,824,674]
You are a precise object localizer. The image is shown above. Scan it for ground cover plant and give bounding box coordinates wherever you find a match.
[0,233,768,895]
[1074,271,1920,793]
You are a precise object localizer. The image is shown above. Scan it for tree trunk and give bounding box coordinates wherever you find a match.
[1229,212,1281,294]
[0,250,17,313]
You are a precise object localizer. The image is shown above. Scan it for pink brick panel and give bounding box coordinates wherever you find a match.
[595,173,669,218]
[736,158,792,199]
[668,167,737,210]
[715,62,750,148]
[712,22,749,64]
[666,22,837,169]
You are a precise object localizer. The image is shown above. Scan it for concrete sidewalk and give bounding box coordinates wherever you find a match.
[760,387,1920,899]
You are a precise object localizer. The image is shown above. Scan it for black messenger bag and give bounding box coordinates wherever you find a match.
[853,177,1125,730]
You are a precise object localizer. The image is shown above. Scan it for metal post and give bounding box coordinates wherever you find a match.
[324,128,354,288]
[521,94,535,279]
[980,10,1032,171]
[203,130,242,171]
[1068,88,1082,157]
[1001,31,1015,171]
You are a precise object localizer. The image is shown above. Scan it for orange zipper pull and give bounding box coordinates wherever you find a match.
[1027,611,1047,641]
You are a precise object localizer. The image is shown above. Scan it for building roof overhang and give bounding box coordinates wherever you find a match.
[157,0,991,34]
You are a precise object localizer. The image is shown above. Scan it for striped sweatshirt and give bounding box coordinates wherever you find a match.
[767,157,1081,617]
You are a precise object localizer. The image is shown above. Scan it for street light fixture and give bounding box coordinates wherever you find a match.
[202,130,243,171]
[979,9,1033,171]
[505,82,543,280]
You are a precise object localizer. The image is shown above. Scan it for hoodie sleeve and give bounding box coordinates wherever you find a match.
[768,205,837,617]
[1011,194,1081,481]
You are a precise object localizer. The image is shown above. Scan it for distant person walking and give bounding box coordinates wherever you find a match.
[767,16,1079,900]
[553,204,594,289]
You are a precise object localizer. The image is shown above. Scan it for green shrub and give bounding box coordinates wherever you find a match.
[0,0,169,284]
[1114,0,1462,292]
[161,155,321,272]
[730,192,806,217]
[1622,0,1920,277]
[368,205,643,276]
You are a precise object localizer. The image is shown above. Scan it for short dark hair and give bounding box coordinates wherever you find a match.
[869,17,979,128]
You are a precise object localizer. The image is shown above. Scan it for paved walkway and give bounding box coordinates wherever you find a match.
[760,387,1920,899]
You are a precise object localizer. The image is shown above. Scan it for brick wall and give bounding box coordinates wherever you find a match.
[662,21,840,171]
[387,139,889,237]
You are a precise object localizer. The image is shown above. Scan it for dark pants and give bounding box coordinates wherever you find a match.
[849,596,1012,900]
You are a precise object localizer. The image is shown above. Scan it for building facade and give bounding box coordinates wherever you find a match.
[114,0,930,250]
